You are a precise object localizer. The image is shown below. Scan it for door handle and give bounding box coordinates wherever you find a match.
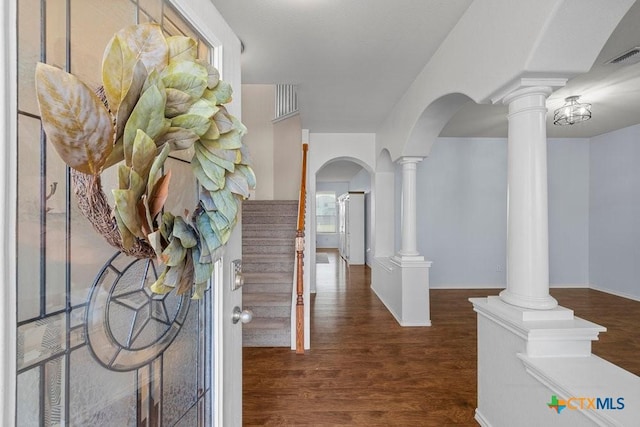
[232,306,253,324]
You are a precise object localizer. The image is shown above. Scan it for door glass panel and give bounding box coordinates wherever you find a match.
[16,0,216,425]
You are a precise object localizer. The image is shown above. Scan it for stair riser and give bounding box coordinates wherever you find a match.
[243,230,297,239]
[243,245,294,255]
[243,263,294,273]
[246,305,291,318]
[243,215,297,225]
[242,283,292,293]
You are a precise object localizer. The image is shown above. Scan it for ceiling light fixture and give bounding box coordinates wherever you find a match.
[553,95,592,126]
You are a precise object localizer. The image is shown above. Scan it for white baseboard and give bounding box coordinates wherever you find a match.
[370,285,402,325]
[430,283,591,290]
[590,284,640,302]
[430,283,505,289]
[474,409,493,427]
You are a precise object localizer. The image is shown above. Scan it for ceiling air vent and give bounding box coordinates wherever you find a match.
[607,47,640,65]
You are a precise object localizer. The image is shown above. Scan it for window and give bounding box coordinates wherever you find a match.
[316,191,337,233]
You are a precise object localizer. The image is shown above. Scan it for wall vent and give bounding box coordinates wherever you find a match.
[607,47,640,65]
[273,84,298,123]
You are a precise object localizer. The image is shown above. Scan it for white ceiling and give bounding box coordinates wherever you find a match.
[211,0,640,139]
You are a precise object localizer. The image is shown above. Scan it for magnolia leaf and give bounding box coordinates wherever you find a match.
[118,164,131,190]
[161,61,207,97]
[239,144,253,166]
[167,35,197,63]
[115,59,147,141]
[213,108,234,134]
[114,208,135,250]
[213,129,242,150]
[195,212,218,263]
[192,282,208,300]
[193,149,226,188]
[173,216,197,248]
[202,120,220,140]
[165,88,194,118]
[148,169,172,221]
[101,35,137,115]
[211,187,237,225]
[150,267,173,294]
[210,80,232,105]
[191,244,214,285]
[124,84,169,165]
[147,230,163,260]
[156,127,200,151]
[206,210,232,244]
[116,23,168,74]
[199,61,220,90]
[236,164,257,189]
[187,98,219,119]
[195,143,234,172]
[35,63,114,175]
[161,236,187,267]
[226,169,250,199]
[131,129,157,179]
[199,188,216,211]
[113,189,144,238]
[102,139,125,170]
[160,212,175,241]
[137,197,152,237]
[148,143,171,190]
[231,115,248,137]
[129,168,146,201]
[142,68,163,95]
[192,155,222,192]
[164,258,185,287]
[176,253,195,295]
[199,143,239,165]
[171,113,211,136]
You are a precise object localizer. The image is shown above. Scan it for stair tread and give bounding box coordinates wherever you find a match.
[243,254,293,262]
[243,272,292,283]
[243,317,290,329]
[244,292,291,305]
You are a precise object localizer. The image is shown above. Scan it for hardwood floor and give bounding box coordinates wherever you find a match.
[243,250,640,426]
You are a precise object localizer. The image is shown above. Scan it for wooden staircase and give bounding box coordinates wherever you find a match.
[242,200,298,347]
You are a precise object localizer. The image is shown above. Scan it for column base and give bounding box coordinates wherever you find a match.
[372,257,432,326]
[499,288,558,310]
[392,253,425,264]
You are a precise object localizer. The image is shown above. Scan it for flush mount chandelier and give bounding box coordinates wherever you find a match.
[553,95,592,126]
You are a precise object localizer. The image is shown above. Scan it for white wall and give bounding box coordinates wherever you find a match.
[273,114,302,199]
[241,84,274,200]
[590,124,640,301]
[410,136,590,289]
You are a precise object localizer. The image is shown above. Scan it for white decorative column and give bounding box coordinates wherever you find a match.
[396,156,424,261]
[500,86,557,310]
[375,156,431,327]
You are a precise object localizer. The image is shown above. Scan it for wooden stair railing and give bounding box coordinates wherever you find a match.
[295,143,309,354]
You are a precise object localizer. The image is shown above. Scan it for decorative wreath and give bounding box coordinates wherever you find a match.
[35,23,255,299]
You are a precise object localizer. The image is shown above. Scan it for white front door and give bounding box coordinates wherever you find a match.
[2,0,245,424]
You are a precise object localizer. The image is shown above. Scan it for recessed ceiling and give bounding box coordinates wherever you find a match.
[211,0,473,132]
[211,0,640,139]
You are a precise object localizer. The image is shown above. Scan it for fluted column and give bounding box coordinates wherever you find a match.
[500,86,557,310]
[397,156,423,261]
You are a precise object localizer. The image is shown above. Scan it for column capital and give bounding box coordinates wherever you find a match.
[397,156,424,166]
[491,77,567,105]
